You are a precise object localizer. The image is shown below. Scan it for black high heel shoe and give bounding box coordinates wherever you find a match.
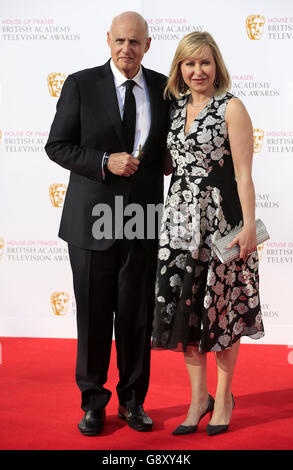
[206,393,235,436]
[172,394,214,435]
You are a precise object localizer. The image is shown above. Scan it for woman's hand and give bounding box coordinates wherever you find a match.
[227,224,257,260]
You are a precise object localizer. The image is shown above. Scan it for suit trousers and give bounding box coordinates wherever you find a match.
[68,238,158,411]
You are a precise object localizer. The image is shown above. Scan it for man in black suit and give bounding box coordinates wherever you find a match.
[45,11,169,435]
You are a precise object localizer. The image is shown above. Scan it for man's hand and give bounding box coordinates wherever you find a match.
[107,152,140,177]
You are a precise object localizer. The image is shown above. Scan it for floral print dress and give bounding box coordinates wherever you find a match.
[152,92,265,353]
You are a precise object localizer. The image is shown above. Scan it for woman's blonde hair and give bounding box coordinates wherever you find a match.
[164,31,231,99]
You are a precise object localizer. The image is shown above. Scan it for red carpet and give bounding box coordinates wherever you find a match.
[0,337,293,450]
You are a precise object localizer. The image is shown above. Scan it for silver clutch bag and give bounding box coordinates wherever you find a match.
[212,218,270,263]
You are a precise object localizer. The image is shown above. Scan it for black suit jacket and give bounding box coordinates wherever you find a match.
[45,60,169,251]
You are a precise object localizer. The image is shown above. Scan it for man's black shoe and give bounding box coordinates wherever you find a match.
[78,408,106,436]
[118,404,153,432]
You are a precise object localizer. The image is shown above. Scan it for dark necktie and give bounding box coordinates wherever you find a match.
[122,80,136,154]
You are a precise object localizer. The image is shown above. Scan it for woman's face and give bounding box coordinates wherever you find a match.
[180,45,216,96]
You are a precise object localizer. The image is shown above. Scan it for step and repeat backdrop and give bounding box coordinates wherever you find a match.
[0,0,292,344]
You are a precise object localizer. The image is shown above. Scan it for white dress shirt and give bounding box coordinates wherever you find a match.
[101,60,151,178]
[110,59,151,156]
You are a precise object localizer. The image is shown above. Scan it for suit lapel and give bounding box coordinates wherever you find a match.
[95,61,125,149]
[140,67,160,160]
[95,62,164,156]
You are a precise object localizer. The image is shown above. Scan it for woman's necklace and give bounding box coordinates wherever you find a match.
[188,95,212,108]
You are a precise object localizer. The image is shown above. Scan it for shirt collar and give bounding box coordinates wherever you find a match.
[110,59,144,89]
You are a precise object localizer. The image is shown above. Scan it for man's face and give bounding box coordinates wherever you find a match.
[107,16,151,78]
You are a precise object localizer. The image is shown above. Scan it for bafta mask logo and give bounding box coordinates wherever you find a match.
[51,291,70,316]
[0,238,4,260]
[47,72,66,98]
[257,243,264,261]
[246,15,266,40]
[253,129,264,153]
[49,183,67,207]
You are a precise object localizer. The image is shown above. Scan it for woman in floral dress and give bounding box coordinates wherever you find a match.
[152,32,265,436]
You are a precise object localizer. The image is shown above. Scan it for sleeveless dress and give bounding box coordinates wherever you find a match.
[152,92,265,353]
